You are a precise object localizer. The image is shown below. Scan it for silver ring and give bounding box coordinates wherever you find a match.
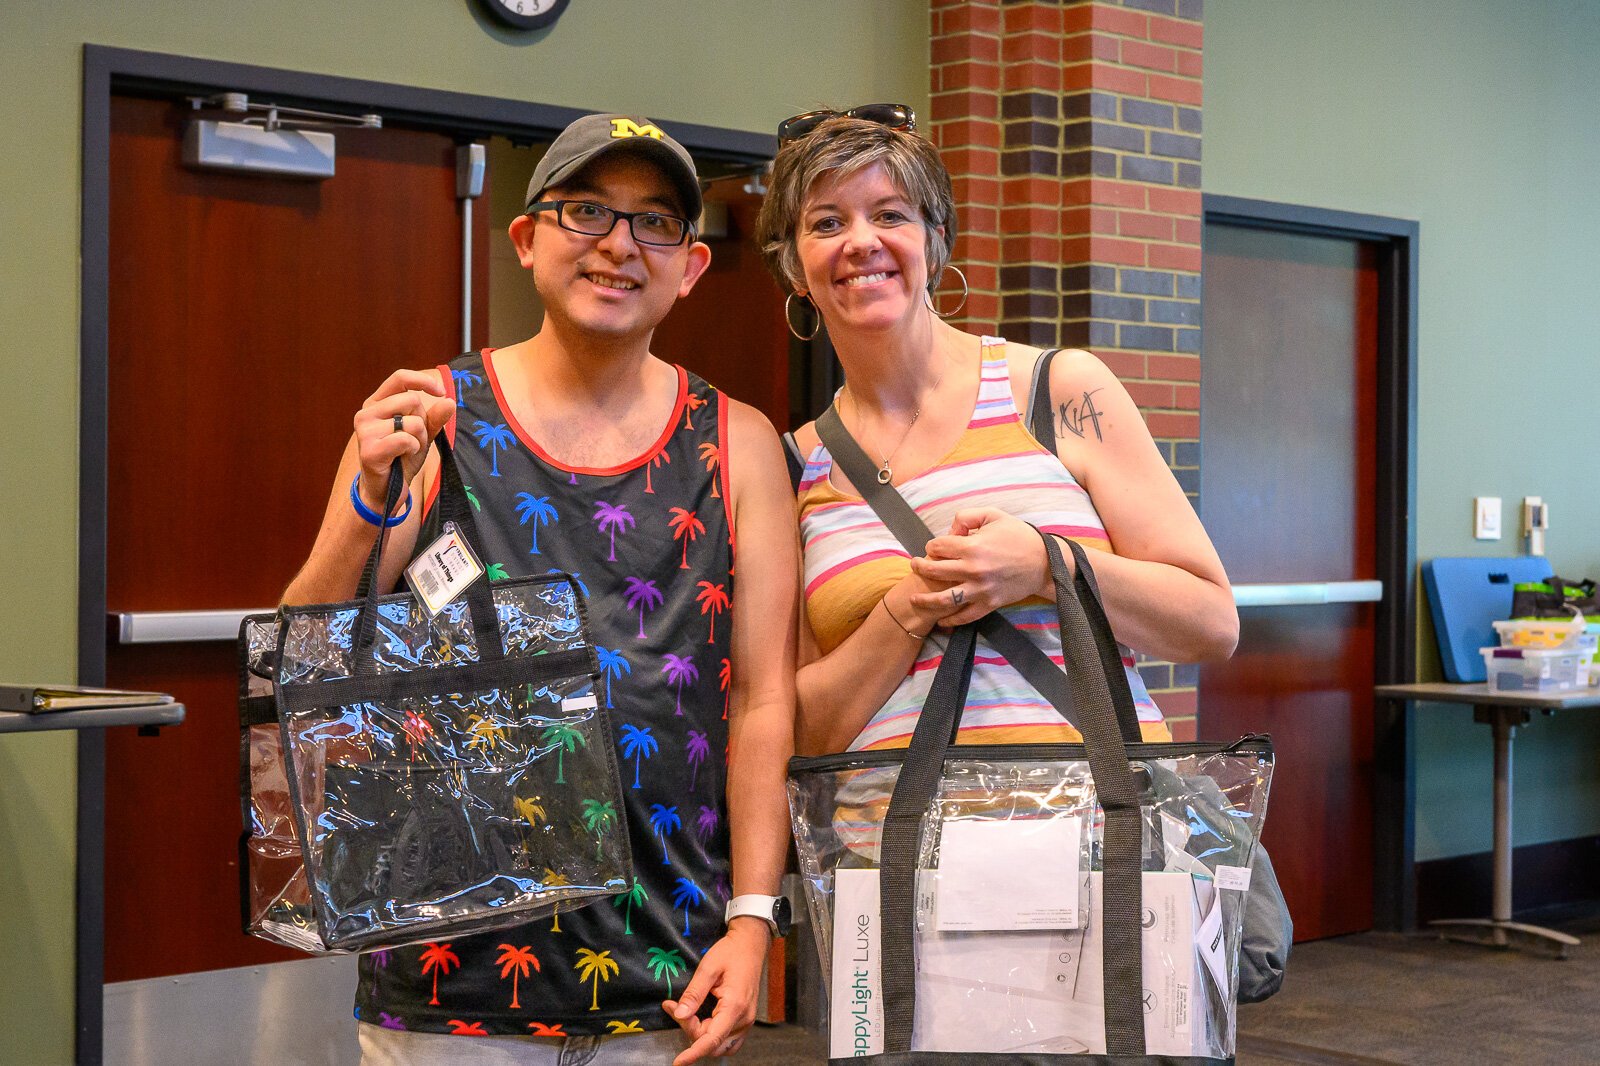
[393,414,405,434]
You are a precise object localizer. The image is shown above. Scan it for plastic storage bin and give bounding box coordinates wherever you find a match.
[1582,625,1600,686]
[1480,646,1582,693]
[1492,616,1586,650]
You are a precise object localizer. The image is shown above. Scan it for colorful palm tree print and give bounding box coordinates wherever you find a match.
[513,797,546,827]
[695,581,729,643]
[646,947,687,998]
[593,501,636,562]
[697,441,721,498]
[607,1020,646,1034]
[464,712,506,751]
[494,944,540,1010]
[684,391,706,430]
[667,507,705,570]
[573,948,619,1012]
[643,449,671,495]
[539,721,588,785]
[452,367,483,404]
[685,730,711,791]
[527,1022,567,1036]
[719,657,731,720]
[547,567,589,598]
[661,653,699,716]
[596,646,631,708]
[377,1012,405,1030]
[581,799,617,858]
[694,804,719,844]
[622,577,664,639]
[648,803,681,864]
[671,876,705,936]
[486,561,508,581]
[471,420,515,477]
[542,868,571,932]
[401,708,435,762]
[419,942,460,1007]
[612,877,649,934]
[447,1020,489,1035]
[617,723,658,789]
[464,483,482,511]
[514,493,558,554]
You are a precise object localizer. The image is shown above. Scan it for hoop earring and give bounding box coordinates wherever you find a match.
[925,264,969,319]
[785,292,820,341]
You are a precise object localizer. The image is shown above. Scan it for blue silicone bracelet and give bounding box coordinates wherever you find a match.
[350,475,412,528]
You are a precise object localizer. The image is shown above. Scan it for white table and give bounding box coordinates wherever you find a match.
[1375,682,1600,957]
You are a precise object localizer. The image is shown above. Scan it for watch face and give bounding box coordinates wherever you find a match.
[481,0,570,31]
[773,895,793,936]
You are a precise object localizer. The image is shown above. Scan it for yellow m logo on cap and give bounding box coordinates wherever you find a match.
[610,118,665,140]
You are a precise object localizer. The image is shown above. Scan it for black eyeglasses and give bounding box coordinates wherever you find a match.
[777,103,917,144]
[525,200,694,247]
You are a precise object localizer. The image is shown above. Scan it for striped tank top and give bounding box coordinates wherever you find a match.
[798,336,1170,750]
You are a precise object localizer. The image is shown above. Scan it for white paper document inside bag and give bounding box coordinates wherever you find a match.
[831,867,1220,1056]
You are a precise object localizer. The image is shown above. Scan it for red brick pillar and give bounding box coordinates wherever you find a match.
[930,0,1204,738]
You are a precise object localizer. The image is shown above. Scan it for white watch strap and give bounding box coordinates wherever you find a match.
[724,894,779,932]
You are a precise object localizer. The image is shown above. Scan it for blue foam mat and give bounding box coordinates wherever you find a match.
[1422,556,1554,682]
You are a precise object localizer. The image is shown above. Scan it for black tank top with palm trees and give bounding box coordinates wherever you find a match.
[354,349,736,1037]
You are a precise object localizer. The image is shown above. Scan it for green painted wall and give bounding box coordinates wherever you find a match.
[1205,0,1600,863]
[0,1,926,1061]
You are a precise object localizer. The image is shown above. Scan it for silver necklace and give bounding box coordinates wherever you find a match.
[846,360,947,485]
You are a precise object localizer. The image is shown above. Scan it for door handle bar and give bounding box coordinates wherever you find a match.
[114,582,1386,642]
[115,609,272,644]
[1232,580,1383,608]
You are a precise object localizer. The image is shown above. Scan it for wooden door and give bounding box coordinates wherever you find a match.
[102,94,488,982]
[1198,222,1381,941]
[652,181,793,428]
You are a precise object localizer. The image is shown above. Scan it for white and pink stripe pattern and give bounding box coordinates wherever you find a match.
[799,337,1164,751]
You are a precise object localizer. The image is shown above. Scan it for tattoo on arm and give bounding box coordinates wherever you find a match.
[1054,389,1105,442]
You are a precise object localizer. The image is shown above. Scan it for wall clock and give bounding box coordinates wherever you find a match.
[478,0,570,32]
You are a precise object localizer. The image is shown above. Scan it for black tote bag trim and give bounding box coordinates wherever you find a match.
[788,735,1272,775]
[275,646,597,715]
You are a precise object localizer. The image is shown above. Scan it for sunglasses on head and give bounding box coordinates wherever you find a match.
[777,103,916,144]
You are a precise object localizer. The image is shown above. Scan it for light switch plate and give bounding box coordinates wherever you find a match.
[1474,496,1501,540]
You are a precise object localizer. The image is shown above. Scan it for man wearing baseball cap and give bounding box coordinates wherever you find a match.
[284,114,798,1065]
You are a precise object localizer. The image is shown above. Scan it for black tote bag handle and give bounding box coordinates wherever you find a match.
[875,534,1148,1056]
[814,403,1143,743]
[349,430,505,675]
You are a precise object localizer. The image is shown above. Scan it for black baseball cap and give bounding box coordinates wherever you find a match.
[525,113,703,221]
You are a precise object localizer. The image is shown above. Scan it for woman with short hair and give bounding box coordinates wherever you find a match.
[755,108,1238,756]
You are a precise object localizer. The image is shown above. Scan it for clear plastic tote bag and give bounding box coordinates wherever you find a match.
[789,535,1273,1063]
[238,434,632,953]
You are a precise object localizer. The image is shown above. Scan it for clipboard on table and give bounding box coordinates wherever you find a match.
[0,684,175,714]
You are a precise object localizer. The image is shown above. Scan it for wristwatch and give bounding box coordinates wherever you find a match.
[724,893,792,937]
